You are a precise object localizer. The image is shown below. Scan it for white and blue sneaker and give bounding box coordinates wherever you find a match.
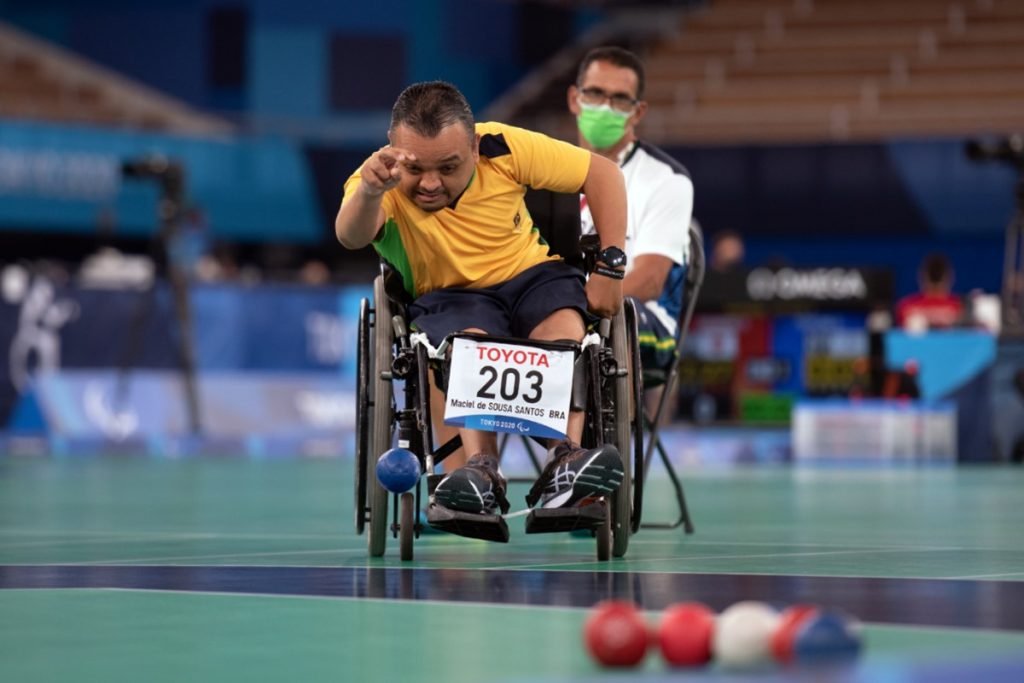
[526,441,624,509]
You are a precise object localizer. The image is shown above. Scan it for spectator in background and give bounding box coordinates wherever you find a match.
[896,252,964,331]
[709,228,745,273]
[195,242,242,282]
[78,207,155,289]
[299,259,331,286]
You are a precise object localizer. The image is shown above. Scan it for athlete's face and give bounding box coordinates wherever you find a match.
[389,123,479,212]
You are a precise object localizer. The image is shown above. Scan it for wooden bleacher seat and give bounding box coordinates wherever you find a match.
[0,20,229,134]
[640,0,1024,143]
[494,0,1024,145]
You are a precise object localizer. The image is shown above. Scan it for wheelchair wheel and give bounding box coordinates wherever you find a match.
[367,275,394,557]
[624,299,645,535]
[596,499,611,561]
[354,297,370,535]
[609,306,634,558]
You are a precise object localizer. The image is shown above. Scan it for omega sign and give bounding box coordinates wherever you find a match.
[746,268,868,301]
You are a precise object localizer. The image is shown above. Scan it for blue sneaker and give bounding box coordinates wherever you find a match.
[433,454,510,515]
[526,441,624,509]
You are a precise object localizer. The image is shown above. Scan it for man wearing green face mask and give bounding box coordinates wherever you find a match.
[569,46,695,385]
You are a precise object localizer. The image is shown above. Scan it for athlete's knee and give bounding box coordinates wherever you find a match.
[529,307,584,342]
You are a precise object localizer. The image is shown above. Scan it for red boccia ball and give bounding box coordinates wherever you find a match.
[771,604,821,664]
[583,600,649,668]
[657,602,716,667]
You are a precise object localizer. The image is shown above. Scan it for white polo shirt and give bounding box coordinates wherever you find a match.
[581,140,694,334]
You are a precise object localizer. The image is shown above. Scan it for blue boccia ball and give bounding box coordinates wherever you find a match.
[792,609,863,665]
[375,447,421,493]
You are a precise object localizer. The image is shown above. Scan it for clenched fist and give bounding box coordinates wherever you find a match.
[360,146,415,197]
[586,274,623,319]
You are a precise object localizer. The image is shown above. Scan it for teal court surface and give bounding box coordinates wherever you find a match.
[2,454,1024,682]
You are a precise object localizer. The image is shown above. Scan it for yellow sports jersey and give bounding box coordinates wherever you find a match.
[343,121,591,298]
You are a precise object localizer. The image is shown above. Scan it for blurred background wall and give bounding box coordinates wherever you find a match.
[1,0,1017,294]
[2,0,1021,459]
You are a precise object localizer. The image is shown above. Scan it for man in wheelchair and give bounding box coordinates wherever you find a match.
[336,81,630,532]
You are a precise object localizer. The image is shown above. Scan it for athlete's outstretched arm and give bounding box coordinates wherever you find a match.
[336,146,411,249]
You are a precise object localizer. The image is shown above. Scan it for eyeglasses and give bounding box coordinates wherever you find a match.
[577,86,639,113]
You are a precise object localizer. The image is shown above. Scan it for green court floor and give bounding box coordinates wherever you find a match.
[4,588,1024,683]
[3,458,1022,578]
[2,456,1024,682]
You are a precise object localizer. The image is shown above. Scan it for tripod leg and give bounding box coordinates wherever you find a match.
[1002,180,1024,332]
[114,284,156,413]
[168,265,201,434]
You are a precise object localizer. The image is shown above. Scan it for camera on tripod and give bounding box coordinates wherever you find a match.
[121,155,185,202]
[121,155,171,179]
[965,134,1024,168]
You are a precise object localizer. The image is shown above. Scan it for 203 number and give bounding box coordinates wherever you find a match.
[477,366,543,404]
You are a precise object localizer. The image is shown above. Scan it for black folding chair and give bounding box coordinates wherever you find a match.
[638,221,705,534]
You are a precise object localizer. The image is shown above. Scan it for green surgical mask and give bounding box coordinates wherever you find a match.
[577,103,630,149]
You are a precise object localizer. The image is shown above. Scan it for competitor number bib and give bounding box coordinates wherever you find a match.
[444,336,574,439]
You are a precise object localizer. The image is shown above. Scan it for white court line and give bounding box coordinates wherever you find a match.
[95,587,602,613]
[0,529,347,540]
[3,561,1019,584]
[947,571,1024,580]
[4,530,1021,576]
[0,534,359,550]
[0,536,195,550]
[71,548,371,565]
[461,564,1024,583]
[2,536,1012,563]
[487,546,918,571]
[626,538,1012,552]
[6,587,1024,637]
[0,534,588,563]
[3,528,1018,553]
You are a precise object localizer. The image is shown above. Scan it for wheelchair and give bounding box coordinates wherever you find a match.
[353,251,646,562]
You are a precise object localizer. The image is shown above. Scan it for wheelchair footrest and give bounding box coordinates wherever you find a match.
[524,499,607,534]
[425,504,510,543]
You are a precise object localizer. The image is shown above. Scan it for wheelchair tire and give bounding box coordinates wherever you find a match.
[355,297,371,535]
[368,275,394,558]
[399,492,414,561]
[609,306,633,558]
[596,499,611,562]
[624,299,645,535]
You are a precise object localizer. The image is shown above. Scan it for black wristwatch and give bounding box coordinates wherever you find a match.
[593,246,627,280]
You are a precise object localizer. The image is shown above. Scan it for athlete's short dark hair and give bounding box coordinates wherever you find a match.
[576,46,645,99]
[390,81,475,138]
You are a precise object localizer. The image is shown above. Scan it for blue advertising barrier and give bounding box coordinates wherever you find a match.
[885,330,997,461]
[0,275,372,428]
[16,370,353,440]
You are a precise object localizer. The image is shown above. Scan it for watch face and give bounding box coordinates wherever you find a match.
[600,247,627,268]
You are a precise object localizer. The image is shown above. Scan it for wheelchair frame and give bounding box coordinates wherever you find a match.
[354,269,645,561]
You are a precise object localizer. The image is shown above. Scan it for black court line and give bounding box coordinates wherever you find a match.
[3,564,1023,632]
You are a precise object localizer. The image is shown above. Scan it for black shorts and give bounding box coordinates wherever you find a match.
[408,261,589,345]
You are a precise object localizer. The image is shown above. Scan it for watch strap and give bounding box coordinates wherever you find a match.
[593,264,625,280]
